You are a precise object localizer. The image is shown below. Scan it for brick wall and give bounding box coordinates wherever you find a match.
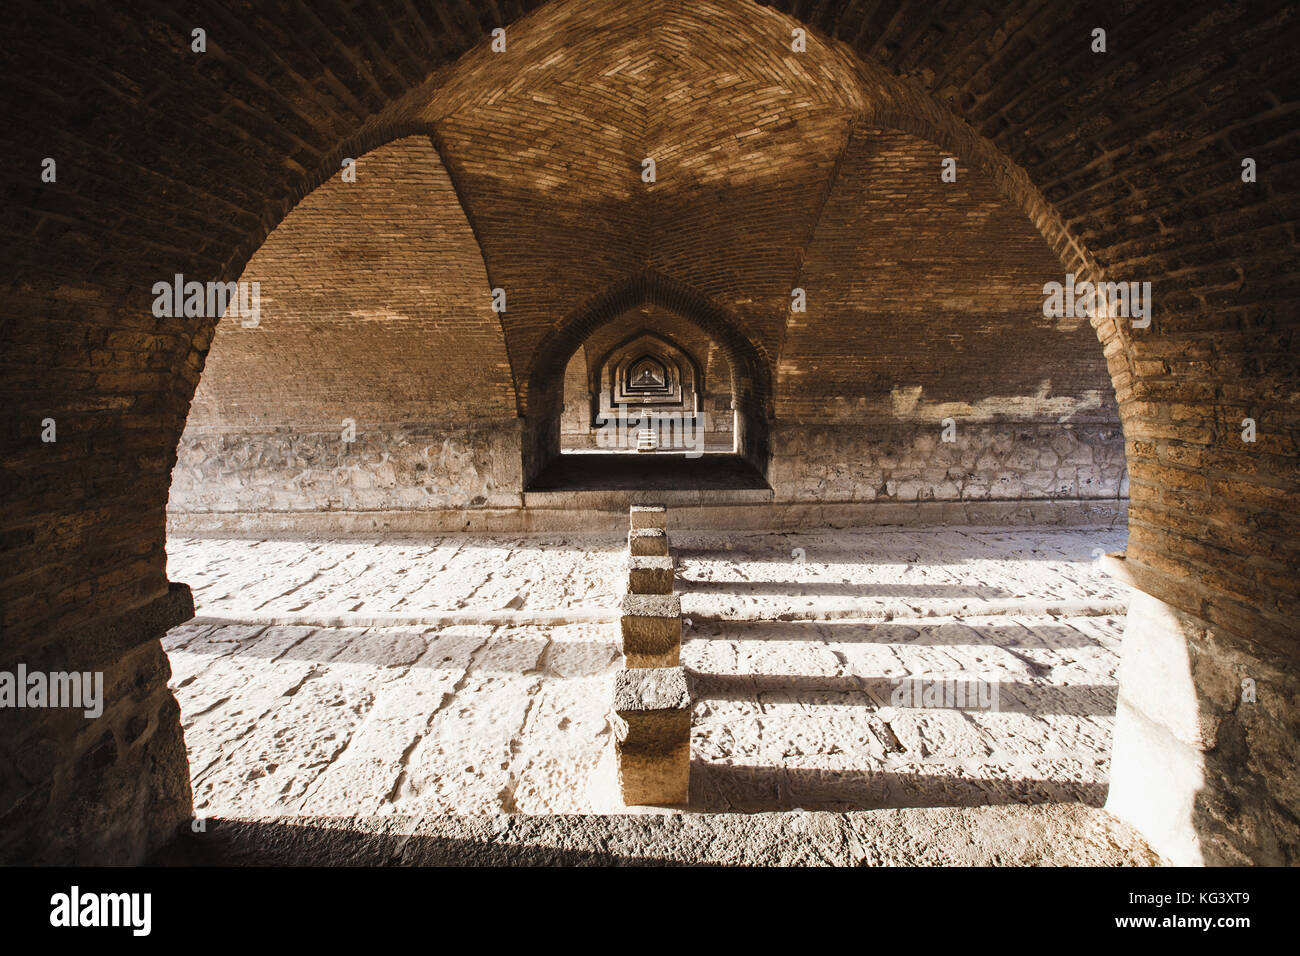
[169,135,519,515]
[2,0,1295,863]
[770,126,1123,501]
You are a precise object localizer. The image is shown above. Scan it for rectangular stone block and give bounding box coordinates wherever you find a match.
[629,504,667,531]
[627,556,674,595]
[613,666,690,806]
[620,593,682,667]
[629,527,669,557]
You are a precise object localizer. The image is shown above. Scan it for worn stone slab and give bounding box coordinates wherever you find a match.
[628,527,669,557]
[620,594,682,668]
[158,804,1161,867]
[629,504,667,531]
[169,526,1132,622]
[166,529,1131,819]
[614,667,691,806]
[627,556,674,595]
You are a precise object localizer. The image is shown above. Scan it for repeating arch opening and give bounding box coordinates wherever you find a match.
[3,0,1294,868]
[523,270,772,486]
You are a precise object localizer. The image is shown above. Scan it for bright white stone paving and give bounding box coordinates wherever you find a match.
[164,527,1130,817]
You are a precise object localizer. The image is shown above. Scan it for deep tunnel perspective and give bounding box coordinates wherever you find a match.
[1,0,1297,871]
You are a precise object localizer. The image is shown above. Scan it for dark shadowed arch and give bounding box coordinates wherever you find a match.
[2,0,1294,866]
[590,326,709,415]
[521,269,774,480]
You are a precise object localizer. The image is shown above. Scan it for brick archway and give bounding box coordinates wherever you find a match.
[2,0,1294,864]
[595,329,705,420]
[522,270,774,478]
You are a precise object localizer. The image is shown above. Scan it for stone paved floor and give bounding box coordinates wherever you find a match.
[156,805,1162,866]
[164,526,1131,819]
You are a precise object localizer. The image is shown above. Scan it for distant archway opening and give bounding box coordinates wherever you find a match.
[526,273,769,492]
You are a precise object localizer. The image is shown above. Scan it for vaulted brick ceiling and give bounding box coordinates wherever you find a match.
[421,0,865,379]
[3,0,1296,657]
[188,0,1113,433]
[189,135,516,428]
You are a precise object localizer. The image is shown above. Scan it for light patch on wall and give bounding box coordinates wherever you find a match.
[890,385,923,418]
[1045,304,1092,333]
[890,381,1105,422]
[347,308,412,323]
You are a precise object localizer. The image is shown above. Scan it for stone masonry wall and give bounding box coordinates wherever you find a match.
[770,423,1127,503]
[170,422,524,514]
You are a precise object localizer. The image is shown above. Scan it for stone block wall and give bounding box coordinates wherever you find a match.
[769,422,1127,503]
[169,421,524,515]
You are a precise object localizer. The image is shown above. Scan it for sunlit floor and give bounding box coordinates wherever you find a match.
[163,526,1132,819]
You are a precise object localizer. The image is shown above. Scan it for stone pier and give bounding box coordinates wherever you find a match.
[620,593,683,667]
[629,527,670,557]
[615,504,690,805]
[629,504,667,530]
[613,666,692,806]
[627,556,674,595]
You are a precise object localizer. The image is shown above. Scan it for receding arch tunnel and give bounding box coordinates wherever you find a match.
[2,0,1296,869]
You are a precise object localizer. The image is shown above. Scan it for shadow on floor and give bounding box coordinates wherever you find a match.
[683,619,1112,648]
[147,796,1120,867]
[690,763,1109,812]
[672,541,1121,565]
[527,454,770,491]
[150,819,687,867]
[688,671,1118,716]
[677,579,1012,597]
[166,624,621,677]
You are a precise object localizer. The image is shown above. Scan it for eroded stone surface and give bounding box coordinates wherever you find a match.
[165,527,1132,824]
[629,527,670,556]
[629,505,668,530]
[620,594,683,668]
[157,805,1161,867]
[168,526,1130,620]
[628,556,675,595]
[613,667,692,805]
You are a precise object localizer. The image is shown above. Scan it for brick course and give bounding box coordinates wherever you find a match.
[1,0,1295,863]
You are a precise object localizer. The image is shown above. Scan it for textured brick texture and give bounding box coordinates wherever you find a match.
[781,127,1118,423]
[169,135,517,514]
[1,0,1296,863]
[184,135,514,429]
